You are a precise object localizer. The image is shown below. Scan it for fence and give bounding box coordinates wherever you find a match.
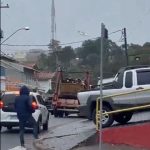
[96,88,150,130]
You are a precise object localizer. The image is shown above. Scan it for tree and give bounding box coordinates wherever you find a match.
[58,46,75,68]
[37,53,48,70]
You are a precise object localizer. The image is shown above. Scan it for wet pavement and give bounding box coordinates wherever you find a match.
[1,115,83,150]
[34,119,96,150]
[34,111,150,150]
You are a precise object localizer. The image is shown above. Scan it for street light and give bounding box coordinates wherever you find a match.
[77,31,88,36]
[0,27,30,45]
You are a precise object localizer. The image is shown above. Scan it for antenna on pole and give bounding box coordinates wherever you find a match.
[50,0,59,69]
[51,0,55,42]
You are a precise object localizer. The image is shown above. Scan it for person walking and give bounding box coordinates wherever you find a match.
[15,86,39,148]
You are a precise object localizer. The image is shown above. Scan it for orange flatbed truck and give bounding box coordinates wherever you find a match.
[52,67,90,117]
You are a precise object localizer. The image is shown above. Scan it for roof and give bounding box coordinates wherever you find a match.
[0,53,18,63]
[25,63,37,68]
[36,72,55,80]
[119,65,150,73]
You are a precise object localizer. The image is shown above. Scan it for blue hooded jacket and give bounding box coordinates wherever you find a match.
[15,86,33,121]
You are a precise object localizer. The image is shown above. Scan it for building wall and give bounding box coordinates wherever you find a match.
[38,79,52,93]
[0,59,38,91]
[0,66,6,91]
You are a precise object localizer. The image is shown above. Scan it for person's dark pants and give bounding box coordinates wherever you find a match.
[19,115,38,146]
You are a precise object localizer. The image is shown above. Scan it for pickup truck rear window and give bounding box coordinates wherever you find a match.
[137,70,150,85]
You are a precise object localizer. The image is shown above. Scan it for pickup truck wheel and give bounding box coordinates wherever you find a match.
[102,105,114,128]
[92,109,96,124]
[92,105,114,128]
[114,112,133,124]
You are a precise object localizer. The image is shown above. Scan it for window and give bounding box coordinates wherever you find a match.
[0,66,6,76]
[125,72,133,88]
[137,70,150,85]
[37,95,45,105]
[2,94,16,105]
[114,72,123,88]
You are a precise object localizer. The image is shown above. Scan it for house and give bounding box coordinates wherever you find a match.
[0,53,39,92]
[36,71,55,94]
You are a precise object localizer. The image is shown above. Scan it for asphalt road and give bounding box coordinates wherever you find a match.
[0,114,83,150]
[1,112,150,150]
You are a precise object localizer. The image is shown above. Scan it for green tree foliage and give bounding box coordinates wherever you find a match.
[58,46,75,68]
[37,39,150,85]
[75,38,125,83]
[37,53,49,70]
[128,43,150,65]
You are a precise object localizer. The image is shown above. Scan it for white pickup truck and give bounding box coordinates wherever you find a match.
[77,65,150,127]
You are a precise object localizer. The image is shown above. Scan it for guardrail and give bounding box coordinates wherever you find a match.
[96,88,150,130]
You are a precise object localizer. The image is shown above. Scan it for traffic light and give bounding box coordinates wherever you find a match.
[104,28,108,39]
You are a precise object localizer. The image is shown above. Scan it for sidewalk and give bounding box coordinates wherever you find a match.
[34,119,150,150]
[34,119,96,150]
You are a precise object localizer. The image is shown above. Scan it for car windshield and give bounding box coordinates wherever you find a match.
[2,94,34,105]
[2,94,16,105]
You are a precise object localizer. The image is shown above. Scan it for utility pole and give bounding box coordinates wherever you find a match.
[123,28,129,66]
[99,23,105,150]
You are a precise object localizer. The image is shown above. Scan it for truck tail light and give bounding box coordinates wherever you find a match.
[0,101,4,109]
[32,101,39,109]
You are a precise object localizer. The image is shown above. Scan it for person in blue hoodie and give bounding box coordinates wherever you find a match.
[15,86,38,147]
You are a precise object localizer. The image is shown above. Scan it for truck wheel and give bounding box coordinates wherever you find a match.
[54,110,58,117]
[65,112,69,117]
[58,112,64,118]
[92,105,114,128]
[102,105,114,128]
[114,112,133,124]
[7,126,12,130]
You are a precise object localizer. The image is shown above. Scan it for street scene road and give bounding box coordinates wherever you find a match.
[1,115,84,150]
[2,111,148,150]
[1,1,150,150]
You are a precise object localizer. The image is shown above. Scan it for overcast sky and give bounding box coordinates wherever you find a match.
[1,0,150,53]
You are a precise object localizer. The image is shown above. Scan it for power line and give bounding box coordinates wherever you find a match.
[1,37,99,47]
[1,29,123,48]
[2,44,49,47]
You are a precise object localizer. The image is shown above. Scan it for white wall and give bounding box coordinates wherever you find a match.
[38,79,52,93]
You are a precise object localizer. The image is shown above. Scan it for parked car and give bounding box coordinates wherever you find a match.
[77,65,150,127]
[0,91,49,132]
